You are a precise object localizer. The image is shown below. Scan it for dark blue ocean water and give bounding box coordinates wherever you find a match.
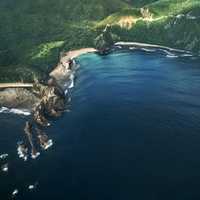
[1,50,200,200]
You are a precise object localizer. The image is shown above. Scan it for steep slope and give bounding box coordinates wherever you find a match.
[97,0,200,53]
[0,0,199,82]
[0,0,129,82]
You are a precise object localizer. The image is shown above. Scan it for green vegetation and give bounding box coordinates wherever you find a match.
[0,0,128,82]
[97,0,200,53]
[94,25,119,53]
[0,0,200,82]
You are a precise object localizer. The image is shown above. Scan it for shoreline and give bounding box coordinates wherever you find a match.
[49,48,97,81]
[0,48,97,111]
[115,42,191,53]
[0,43,194,111]
[0,42,192,90]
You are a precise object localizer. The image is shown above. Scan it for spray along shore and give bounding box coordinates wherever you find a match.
[0,42,192,111]
[0,42,192,159]
[0,48,97,110]
[0,47,97,159]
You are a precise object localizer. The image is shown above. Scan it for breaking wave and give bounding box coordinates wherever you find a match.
[166,54,179,58]
[141,48,156,52]
[180,53,193,57]
[64,70,76,95]
[125,44,197,59]
[0,107,31,116]
[68,73,75,89]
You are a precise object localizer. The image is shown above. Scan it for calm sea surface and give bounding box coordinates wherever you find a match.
[1,50,200,199]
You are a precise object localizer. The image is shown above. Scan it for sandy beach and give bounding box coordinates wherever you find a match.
[0,43,191,109]
[49,48,97,80]
[0,48,97,109]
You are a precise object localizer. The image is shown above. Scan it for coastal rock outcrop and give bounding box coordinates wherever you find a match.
[0,88,40,110]
[33,83,65,123]
[0,48,97,160]
[94,24,119,55]
[0,79,66,159]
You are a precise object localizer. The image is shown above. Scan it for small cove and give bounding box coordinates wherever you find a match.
[1,49,200,199]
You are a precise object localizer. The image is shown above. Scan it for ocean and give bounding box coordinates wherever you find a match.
[1,49,200,199]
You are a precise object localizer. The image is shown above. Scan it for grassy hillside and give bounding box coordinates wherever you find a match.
[0,0,129,82]
[0,0,200,82]
[97,0,200,52]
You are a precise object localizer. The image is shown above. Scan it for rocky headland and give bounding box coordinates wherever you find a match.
[0,48,96,159]
[0,48,97,111]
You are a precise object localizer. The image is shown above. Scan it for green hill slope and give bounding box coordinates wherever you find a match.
[0,0,129,82]
[97,0,200,51]
[0,0,200,82]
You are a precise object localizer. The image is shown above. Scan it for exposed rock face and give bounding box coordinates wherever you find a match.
[0,48,86,162]
[0,81,65,126]
[33,83,65,118]
[0,88,40,109]
[140,8,153,19]
[13,82,66,159]
[0,82,65,113]
[0,50,80,160]
[20,82,64,128]
[33,102,49,127]
[94,24,119,55]
[16,82,66,159]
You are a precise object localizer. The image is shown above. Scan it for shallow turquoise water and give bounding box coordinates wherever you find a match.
[1,49,200,199]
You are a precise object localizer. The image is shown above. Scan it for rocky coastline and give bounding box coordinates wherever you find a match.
[0,42,193,112]
[0,42,194,159]
[0,48,96,159]
[0,48,97,110]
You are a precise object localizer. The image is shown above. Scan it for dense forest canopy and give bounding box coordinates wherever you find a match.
[0,0,199,82]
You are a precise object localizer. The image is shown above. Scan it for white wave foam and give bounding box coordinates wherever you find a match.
[12,189,19,197]
[0,107,8,113]
[141,48,156,52]
[28,182,38,190]
[0,107,31,116]
[31,151,40,159]
[162,49,174,55]
[17,142,29,161]
[28,185,35,190]
[181,53,193,57]
[68,74,75,89]
[161,49,178,58]
[1,163,8,172]
[43,139,53,150]
[166,54,178,58]
[64,89,68,96]
[0,153,8,160]
[63,72,75,92]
